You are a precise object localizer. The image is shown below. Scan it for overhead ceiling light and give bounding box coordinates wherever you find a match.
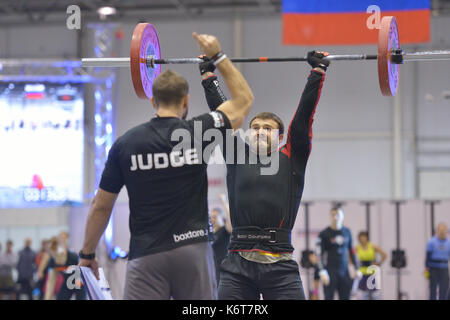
[97,6,117,20]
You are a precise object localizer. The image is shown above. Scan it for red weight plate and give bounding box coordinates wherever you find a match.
[130,23,161,99]
[378,16,400,97]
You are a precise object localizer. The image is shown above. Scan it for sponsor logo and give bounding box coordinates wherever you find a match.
[173,229,207,243]
[237,234,271,240]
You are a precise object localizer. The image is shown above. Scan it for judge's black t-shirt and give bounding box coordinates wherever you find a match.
[99,111,231,260]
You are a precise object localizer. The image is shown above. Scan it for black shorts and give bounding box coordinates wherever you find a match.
[218,252,305,300]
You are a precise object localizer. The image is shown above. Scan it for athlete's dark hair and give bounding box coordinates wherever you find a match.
[358,231,369,240]
[152,69,189,107]
[249,112,285,135]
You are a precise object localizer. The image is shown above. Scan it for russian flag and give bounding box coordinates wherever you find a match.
[283,0,430,45]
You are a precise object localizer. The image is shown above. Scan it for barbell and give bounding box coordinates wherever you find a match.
[81,16,450,99]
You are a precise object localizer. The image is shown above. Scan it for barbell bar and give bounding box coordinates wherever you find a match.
[82,51,450,67]
[82,54,380,67]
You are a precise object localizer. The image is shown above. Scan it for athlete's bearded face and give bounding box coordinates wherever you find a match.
[249,118,283,155]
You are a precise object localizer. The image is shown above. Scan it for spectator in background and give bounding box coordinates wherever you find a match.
[308,252,321,300]
[210,194,233,286]
[16,238,36,300]
[46,232,86,300]
[35,240,49,268]
[0,240,18,300]
[314,208,361,300]
[41,237,62,300]
[59,231,69,250]
[35,239,49,300]
[355,231,387,300]
[426,222,450,300]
